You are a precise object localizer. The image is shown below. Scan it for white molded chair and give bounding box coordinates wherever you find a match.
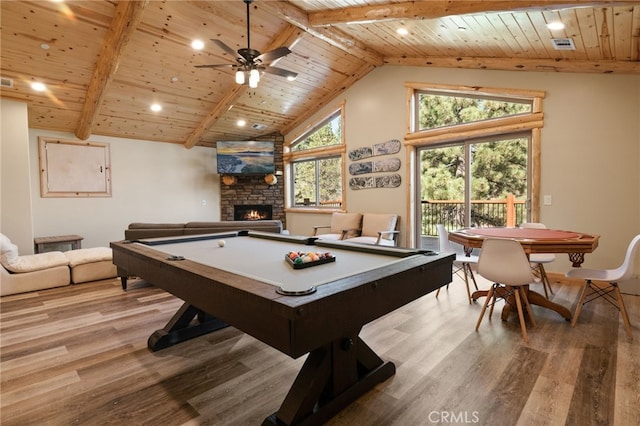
[434,224,479,304]
[520,222,556,298]
[566,234,639,340]
[475,238,537,343]
[345,213,399,246]
[312,212,362,241]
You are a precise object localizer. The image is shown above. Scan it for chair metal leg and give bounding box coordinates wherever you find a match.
[488,284,501,319]
[613,283,633,340]
[538,264,554,296]
[435,262,475,304]
[467,263,479,291]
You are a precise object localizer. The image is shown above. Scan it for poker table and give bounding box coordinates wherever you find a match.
[111,231,453,425]
[448,227,599,320]
[448,227,599,267]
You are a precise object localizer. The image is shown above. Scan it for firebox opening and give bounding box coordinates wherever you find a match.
[234,204,273,221]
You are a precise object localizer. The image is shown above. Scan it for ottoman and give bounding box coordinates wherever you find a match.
[64,247,117,284]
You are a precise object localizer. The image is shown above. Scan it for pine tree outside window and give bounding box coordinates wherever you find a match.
[404,83,545,246]
[285,106,345,209]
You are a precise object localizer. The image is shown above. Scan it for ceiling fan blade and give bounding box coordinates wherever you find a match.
[255,46,291,64]
[194,64,235,69]
[212,39,245,64]
[264,66,298,79]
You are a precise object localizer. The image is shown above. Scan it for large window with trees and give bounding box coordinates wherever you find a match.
[405,83,545,247]
[285,106,346,209]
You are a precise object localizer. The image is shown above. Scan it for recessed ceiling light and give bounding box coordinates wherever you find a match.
[150,103,162,112]
[458,26,467,31]
[547,21,565,31]
[237,119,246,127]
[396,27,409,36]
[286,75,296,81]
[31,82,47,92]
[40,43,50,50]
[191,39,205,50]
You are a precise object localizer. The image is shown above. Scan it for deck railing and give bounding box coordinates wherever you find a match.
[421,195,526,236]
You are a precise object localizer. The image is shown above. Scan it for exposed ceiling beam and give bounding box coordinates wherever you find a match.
[258,0,385,67]
[308,1,635,26]
[385,55,640,74]
[184,23,304,148]
[75,0,148,140]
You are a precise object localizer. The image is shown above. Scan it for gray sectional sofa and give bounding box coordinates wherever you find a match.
[124,220,283,240]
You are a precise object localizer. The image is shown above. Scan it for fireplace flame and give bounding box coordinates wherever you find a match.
[245,210,263,220]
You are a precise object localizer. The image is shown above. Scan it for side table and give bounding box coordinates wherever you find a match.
[34,235,84,253]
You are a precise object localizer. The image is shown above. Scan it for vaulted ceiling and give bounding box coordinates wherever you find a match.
[1,1,638,148]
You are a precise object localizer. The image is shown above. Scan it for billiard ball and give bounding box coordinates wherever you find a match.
[218,240,225,247]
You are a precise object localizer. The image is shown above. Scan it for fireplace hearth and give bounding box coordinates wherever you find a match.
[234,204,273,221]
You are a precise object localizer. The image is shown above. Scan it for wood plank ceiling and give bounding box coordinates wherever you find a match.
[1,1,638,148]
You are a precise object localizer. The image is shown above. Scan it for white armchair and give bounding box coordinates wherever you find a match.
[344,213,399,246]
[312,212,362,241]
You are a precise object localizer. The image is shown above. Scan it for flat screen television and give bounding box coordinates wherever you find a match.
[216,141,275,175]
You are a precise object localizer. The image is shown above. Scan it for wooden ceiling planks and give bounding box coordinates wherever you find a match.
[1,1,638,148]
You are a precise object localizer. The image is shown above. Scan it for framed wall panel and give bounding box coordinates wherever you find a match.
[38,137,111,197]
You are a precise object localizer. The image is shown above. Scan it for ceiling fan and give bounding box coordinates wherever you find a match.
[195,0,298,88]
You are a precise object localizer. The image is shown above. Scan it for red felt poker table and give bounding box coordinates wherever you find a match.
[449,227,599,267]
[448,227,599,322]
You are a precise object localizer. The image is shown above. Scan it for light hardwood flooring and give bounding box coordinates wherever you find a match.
[1,274,638,425]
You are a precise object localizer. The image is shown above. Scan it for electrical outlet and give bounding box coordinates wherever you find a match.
[543,195,552,205]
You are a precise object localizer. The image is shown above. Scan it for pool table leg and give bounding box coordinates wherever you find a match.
[263,333,396,425]
[147,302,228,351]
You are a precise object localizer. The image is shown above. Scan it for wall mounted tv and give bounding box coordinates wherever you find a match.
[216,141,275,175]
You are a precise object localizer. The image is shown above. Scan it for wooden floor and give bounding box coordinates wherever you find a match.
[1,274,638,425]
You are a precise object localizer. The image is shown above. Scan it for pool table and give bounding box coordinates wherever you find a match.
[111,231,453,425]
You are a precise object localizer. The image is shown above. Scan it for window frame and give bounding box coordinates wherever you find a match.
[284,103,346,212]
[404,82,545,247]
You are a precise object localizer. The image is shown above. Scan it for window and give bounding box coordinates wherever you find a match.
[416,91,532,131]
[285,106,345,209]
[404,83,545,247]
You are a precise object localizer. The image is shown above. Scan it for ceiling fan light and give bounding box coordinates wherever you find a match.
[249,69,260,88]
[235,70,245,85]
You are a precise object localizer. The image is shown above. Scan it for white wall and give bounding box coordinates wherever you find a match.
[286,66,640,276]
[27,130,220,251]
[1,109,220,254]
[1,100,34,252]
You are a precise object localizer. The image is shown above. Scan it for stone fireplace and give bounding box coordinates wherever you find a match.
[219,133,285,227]
[234,204,273,221]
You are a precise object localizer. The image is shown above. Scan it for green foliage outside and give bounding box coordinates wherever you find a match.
[292,115,342,206]
[418,93,531,130]
[293,115,341,151]
[419,93,530,201]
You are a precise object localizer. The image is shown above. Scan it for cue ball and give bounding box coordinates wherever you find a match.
[218,240,225,247]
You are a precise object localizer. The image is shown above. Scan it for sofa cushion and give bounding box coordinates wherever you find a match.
[361,214,397,240]
[330,213,362,238]
[70,261,117,284]
[1,233,19,265]
[128,223,185,229]
[1,264,70,296]
[64,247,112,267]
[2,251,69,273]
